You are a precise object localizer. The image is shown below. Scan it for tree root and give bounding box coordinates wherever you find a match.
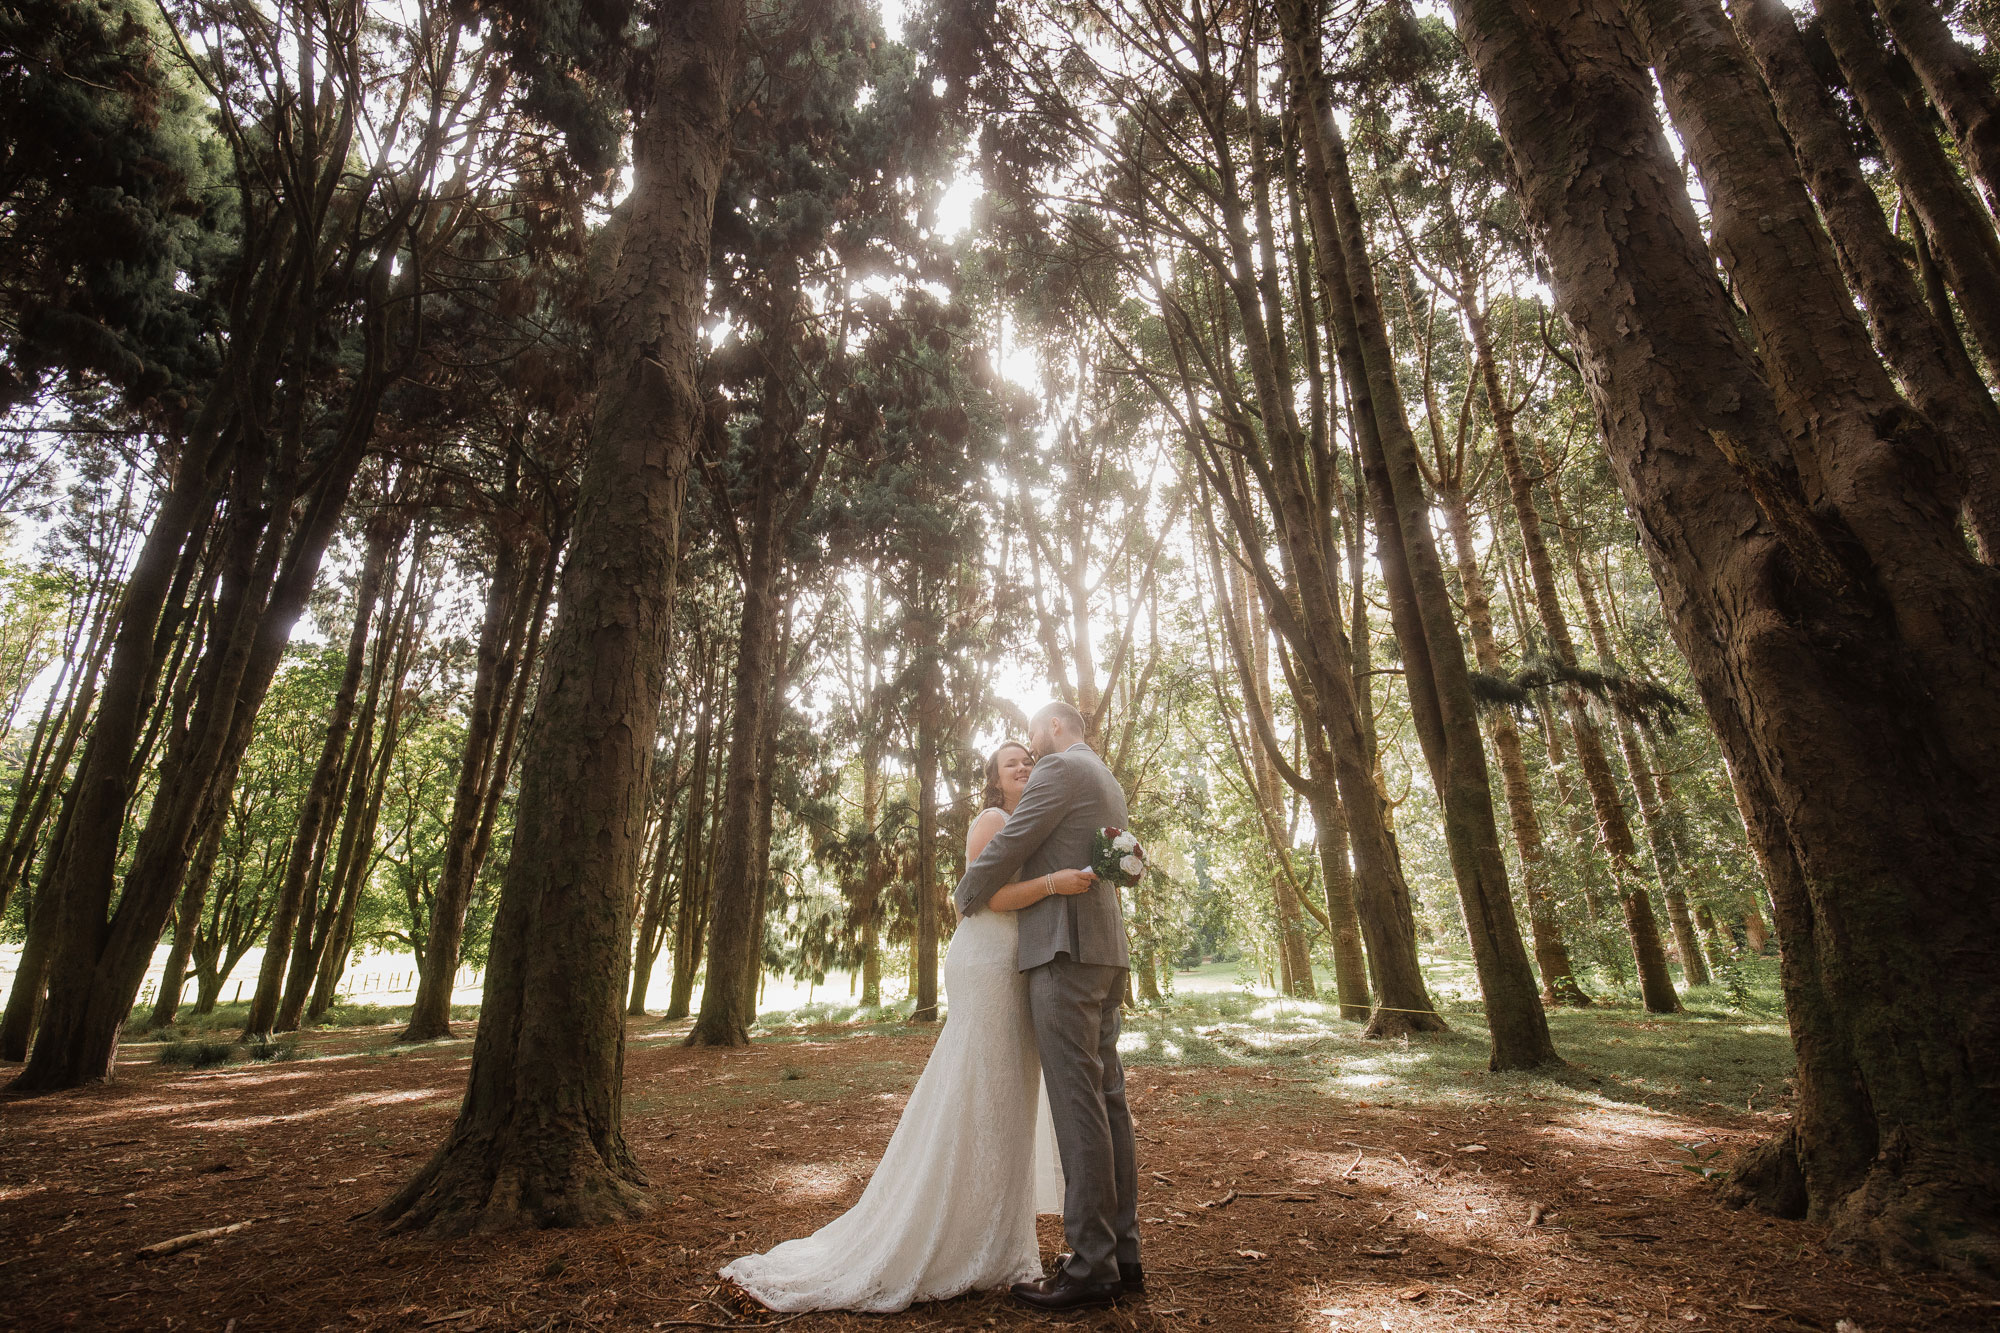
[1721,1126,1808,1220]
[377,1134,653,1238]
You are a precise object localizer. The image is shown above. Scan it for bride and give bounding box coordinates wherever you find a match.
[720,741,1082,1313]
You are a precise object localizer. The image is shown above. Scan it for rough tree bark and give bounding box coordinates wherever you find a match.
[1733,0,2000,560]
[374,3,743,1234]
[1817,0,2000,375]
[1870,0,2000,218]
[1455,0,2000,1275]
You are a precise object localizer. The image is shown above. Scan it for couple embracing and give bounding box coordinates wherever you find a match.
[722,701,1144,1313]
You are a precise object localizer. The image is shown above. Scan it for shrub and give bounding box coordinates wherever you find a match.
[158,1040,235,1068]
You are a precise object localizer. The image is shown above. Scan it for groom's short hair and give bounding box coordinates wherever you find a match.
[1033,700,1088,740]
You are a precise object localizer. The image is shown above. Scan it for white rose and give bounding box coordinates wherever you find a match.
[1113,832,1139,852]
[1119,853,1144,878]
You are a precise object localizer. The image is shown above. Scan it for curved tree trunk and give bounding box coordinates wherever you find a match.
[1818,0,2000,375]
[1456,0,2000,1275]
[1734,0,2000,561]
[1871,0,2000,219]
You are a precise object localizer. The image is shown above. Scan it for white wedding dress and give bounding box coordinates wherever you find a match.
[721,905,1066,1312]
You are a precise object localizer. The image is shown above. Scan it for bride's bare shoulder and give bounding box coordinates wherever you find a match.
[966,805,1007,859]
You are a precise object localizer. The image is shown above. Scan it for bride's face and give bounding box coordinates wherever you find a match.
[998,746,1034,803]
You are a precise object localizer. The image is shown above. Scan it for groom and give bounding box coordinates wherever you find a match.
[954,701,1142,1311]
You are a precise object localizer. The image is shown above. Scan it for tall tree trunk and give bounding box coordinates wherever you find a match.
[1306,85,1555,1068]
[147,807,226,1030]
[686,464,782,1048]
[909,651,942,1024]
[1440,485,1592,1006]
[664,682,716,1022]
[1552,487,1713,987]
[1454,0,2000,1274]
[1871,0,2000,219]
[309,589,426,1025]
[855,683,886,1010]
[1818,0,2000,374]
[14,233,392,1091]
[244,510,397,1038]
[1481,305,1680,1011]
[375,3,741,1236]
[1218,531,1315,999]
[1298,720,1371,1019]
[1733,0,2000,560]
[277,529,415,1031]
[628,684,692,1017]
[3,421,230,1083]
[1177,18,1443,1042]
[401,530,536,1042]
[1459,300,1593,1006]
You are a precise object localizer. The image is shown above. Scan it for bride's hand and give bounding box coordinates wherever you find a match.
[1050,868,1096,896]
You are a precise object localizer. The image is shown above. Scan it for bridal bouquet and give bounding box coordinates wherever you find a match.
[1090,826,1147,888]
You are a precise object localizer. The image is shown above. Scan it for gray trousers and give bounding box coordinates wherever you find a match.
[1027,956,1140,1284]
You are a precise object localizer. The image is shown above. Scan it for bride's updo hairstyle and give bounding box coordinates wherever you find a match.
[980,741,1031,812]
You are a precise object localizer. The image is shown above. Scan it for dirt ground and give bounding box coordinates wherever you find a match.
[1,1015,1991,1333]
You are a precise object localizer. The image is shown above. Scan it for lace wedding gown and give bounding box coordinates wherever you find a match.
[721,905,1065,1312]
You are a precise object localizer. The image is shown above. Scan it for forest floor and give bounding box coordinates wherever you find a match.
[2,987,1993,1333]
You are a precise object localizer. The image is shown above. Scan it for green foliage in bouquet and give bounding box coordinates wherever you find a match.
[1090,826,1148,888]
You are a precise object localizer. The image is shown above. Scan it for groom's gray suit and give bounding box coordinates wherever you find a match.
[954,742,1139,1288]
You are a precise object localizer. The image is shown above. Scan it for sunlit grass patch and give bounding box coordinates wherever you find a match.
[129,999,482,1041]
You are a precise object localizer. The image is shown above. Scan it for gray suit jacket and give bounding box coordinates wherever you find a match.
[954,742,1131,972]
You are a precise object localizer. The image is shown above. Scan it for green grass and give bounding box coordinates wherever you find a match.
[747,1000,932,1040]
[128,999,483,1043]
[1118,951,1792,1123]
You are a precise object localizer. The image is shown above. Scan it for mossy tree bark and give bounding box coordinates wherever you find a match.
[376,2,743,1234]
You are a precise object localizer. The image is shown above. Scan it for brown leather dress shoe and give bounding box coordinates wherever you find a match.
[1009,1268,1123,1311]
